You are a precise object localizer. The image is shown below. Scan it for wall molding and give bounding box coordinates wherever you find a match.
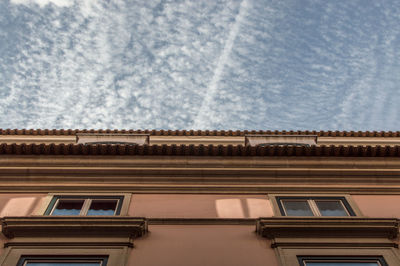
[1,184,400,194]
[148,218,255,225]
[2,156,400,193]
[4,242,135,248]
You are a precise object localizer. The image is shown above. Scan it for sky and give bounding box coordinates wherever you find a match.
[0,0,399,131]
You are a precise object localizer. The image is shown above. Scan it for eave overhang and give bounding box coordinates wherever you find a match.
[1,143,400,156]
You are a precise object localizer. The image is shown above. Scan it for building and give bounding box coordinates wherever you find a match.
[0,129,400,266]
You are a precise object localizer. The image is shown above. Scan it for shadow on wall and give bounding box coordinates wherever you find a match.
[215,198,272,218]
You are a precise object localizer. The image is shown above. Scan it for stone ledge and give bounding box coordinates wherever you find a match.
[256,217,399,239]
[1,216,147,239]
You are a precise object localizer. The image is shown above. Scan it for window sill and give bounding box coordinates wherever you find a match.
[256,217,399,239]
[1,216,147,239]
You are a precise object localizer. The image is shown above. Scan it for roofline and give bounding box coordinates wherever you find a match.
[1,129,400,137]
[1,143,399,157]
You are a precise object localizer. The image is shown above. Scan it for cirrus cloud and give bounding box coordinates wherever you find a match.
[1,0,399,130]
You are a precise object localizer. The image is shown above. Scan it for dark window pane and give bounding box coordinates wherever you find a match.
[305,262,379,266]
[52,200,84,215]
[26,263,101,266]
[87,200,117,216]
[282,200,314,216]
[315,200,348,216]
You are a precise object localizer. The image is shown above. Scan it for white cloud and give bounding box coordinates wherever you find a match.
[1,0,400,130]
[192,0,249,129]
[10,0,73,8]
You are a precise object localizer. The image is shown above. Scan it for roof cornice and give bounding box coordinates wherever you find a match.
[1,143,400,157]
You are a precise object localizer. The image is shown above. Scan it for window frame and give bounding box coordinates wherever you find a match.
[268,194,363,217]
[17,255,108,266]
[0,247,128,266]
[277,196,356,217]
[45,196,124,216]
[297,256,388,266]
[274,248,400,266]
[33,193,132,216]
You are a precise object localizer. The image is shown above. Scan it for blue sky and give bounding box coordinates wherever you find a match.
[1,0,399,130]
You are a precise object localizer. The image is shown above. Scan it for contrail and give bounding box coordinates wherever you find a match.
[192,0,248,129]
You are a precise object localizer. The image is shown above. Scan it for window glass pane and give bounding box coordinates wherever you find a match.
[305,263,379,266]
[26,263,100,266]
[87,200,117,216]
[315,200,349,216]
[282,200,314,216]
[52,200,84,215]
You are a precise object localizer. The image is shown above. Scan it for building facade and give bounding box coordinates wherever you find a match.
[0,129,400,265]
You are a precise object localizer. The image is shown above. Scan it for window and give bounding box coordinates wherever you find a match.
[276,196,356,216]
[45,196,124,216]
[298,256,388,266]
[257,210,399,266]
[0,216,146,266]
[267,247,400,266]
[17,256,108,266]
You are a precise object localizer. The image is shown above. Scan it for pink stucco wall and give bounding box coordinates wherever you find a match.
[0,194,47,217]
[129,194,274,218]
[128,225,278,266]
[0,193,47,256]
[352,195,400,218]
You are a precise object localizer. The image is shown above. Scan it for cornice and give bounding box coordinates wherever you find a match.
[256,217,399,239]
[1,184,400,194]
[1,143,400,156]
[1,156,400,192]
[3,155,400,166]
[1,216,147,239]
[1,156,400,193]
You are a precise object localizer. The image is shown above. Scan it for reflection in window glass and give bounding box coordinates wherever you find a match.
[87,200,118,216]
[282,200,314,216]
[315,200,349,216]
[52,200,84,215]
